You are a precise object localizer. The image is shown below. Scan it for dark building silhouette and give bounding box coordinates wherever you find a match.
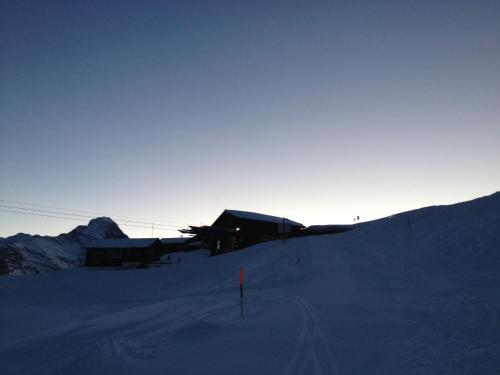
[85,238,162,267]
[160,237,189,254]
[180,209,304,255]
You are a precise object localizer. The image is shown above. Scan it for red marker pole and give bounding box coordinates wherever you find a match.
[240,267,244,318]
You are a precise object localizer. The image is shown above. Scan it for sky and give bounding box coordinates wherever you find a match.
[1,0,499,238]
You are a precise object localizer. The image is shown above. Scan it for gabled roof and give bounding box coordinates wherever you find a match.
[160,237,189,245]
[224,210,304,227]
[85,238,159,249]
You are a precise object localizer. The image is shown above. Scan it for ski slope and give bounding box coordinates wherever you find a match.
[1,193,499,374]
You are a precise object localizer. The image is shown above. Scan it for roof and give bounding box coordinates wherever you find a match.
[85,238,159,249]
[160,237,189,245]
[224,210,304,227]
[179,225,238,236]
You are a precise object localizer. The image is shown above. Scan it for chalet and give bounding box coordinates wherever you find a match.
[84,238,162,267]
[180,209,304,255]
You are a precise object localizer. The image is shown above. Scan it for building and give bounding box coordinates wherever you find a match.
[84,238,162,267]
[180,209,304,255]
[160,237,190,254]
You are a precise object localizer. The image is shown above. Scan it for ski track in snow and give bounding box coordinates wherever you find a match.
[281,294,339,375]
[1,295,237,374]
[1,192,499,375]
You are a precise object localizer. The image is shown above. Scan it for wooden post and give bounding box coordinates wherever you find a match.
[407,215,412,241]
[282,217,285,244]
[240,267,244,318]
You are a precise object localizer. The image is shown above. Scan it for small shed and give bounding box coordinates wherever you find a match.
[160,237,190,254]
[85,238,162,267]
[184,240,206,251]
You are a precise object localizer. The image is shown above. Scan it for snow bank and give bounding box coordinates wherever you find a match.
[0,192,499,374]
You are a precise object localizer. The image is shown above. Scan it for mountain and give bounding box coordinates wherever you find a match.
[0,192,498,374]
[0,217,127,275]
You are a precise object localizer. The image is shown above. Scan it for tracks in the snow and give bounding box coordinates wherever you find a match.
[281,295,339,375]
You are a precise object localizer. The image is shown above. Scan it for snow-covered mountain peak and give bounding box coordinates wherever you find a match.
[69,216,127,240]
[0,217,128,275]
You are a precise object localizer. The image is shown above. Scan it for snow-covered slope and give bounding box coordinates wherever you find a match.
[0,192,499,374]
[0,217,127,275]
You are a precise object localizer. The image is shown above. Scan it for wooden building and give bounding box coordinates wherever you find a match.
[184,240,206,251]
[160,237,190,254]
[180,209,304,255]
[85,238,162,267]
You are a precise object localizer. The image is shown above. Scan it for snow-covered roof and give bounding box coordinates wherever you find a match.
[160,237,189,244]
[85,238,159,249]
[224,210,304,227]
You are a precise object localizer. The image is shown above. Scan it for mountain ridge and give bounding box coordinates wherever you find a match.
[0,217,127,275]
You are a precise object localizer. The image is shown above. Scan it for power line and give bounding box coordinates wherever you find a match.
[0,198,190,227]
[0,208,84,222]
[0,204,183,228]
[0,209,180,232]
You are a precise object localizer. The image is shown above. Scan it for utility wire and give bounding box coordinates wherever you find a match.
[0,198,189,227]
[0,209,180,232]
[0,204,183,228]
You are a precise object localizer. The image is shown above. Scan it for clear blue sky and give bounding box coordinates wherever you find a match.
[1,0,499,238]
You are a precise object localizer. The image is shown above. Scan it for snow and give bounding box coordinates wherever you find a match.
[70,217,127,240]
[0,217,127,275]
[0,192,499,374]
[225,209,304,227]
[160,250,210,263]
